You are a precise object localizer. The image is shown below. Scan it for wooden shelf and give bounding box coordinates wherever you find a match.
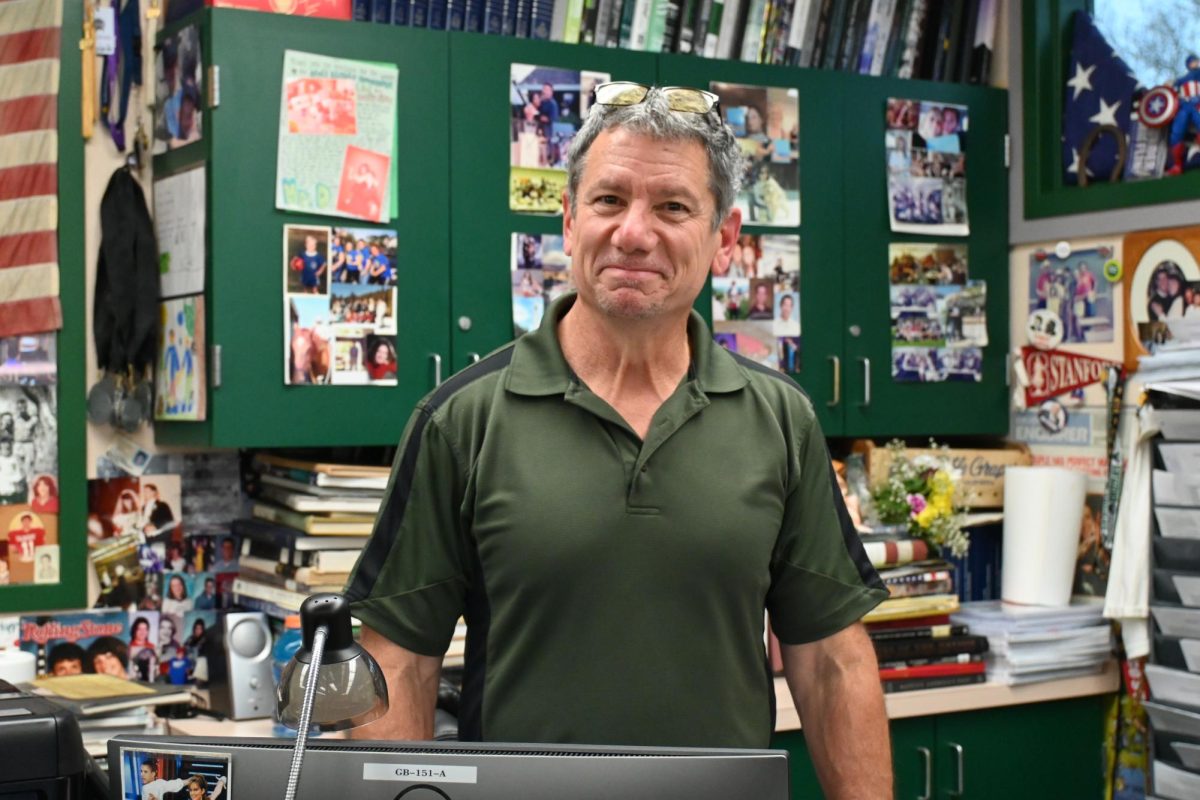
[772,658,1120,731]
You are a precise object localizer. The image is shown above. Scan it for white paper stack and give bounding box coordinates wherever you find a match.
[950,599,1112,685]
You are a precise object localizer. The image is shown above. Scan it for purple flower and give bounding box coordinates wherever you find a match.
[907,493,927,516]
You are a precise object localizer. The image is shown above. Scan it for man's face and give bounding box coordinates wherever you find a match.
[160,620,175,641]
[305,235,317,250]
[205,580,215,595]
[15,400,26,415]
[781,296,793,319]
[563,129,738,320]
[20,516,32,531]
[93,652,125,677]
[541,84,553,100]
[222,539,235,559]
[53,657,82,676]
[141,764,154,784]
[143,486,157,503]
[755,285,769,306]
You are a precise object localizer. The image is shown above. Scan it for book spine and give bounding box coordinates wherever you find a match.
[714,0,744,59]
[644,0,669,50]
[819,0,848,70]
[838,0,868,72]
[873,634,989,662]
[893,0,926,77]
[881,672,987,693]
[529,0,555,37]
[392,0,411,23]
[372,0,393,21]
[738,0,768,62]
[603,0,626,45]
[484,0,505,31]
[878,660,985,680]
[864,537,932,568]
[593,0,615,44]
[676,0,698,51]
[465,0,485,28]
[660,0,685,51]
[352,0,372,20]
[967,0,996,84]
[578,0,597,41]
[231,592,295,621]
[769,0,795,64]
[806,0,833,67]
[700,0,723,56]
[866,0,897,74]
[411,0,430,27]
[447,0,467,28]
[879,0,912,75]
[514,0,532,35]
[628,0,653,49]
[868,622,968,642]
[886,578,955,598]
[692,0,714,53]
[564,0,587,41]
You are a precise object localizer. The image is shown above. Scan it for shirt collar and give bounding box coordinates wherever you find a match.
[505,292,749,397]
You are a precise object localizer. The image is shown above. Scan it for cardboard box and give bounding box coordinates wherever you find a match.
[852,440,1033,509]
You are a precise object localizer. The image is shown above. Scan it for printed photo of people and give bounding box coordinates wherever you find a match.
[891,278,987,382]
[286,76,357,136]
[511,233,573,337]
[335,145,389,222]
[711,82,800,227]
[285,226,330,296]
[87,475,182,545]
[711,234,801,371]
[330,227,397,287]
[889,243,968,285]
[1,504,58,585]
[510,63,609,213]
[93,534,147,610]
[287,295,332,385]
[127,611,160,682]
[19,609,131,677]
[0,385,56,504]
[119,748,231,800]
[331,283,396,333]
[153,24,203,153]
[938,281,988,348]
[0,333,56,386]
[1028,248,1115,345]
[892,347,947,382]
[942,347,984,383]
[886,97,969,236]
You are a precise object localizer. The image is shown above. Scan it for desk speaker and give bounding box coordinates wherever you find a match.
[203,612,275,720]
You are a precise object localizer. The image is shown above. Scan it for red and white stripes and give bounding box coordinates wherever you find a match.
[0,0,63,338]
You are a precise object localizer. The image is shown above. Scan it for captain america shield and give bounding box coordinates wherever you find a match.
[1139,85,1179,128]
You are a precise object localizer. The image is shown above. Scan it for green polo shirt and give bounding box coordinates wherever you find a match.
[346,293,886,748]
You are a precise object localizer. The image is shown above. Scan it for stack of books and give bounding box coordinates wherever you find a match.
[25,674,193,756]
[950,599,1112,686]
[858,537,983,692]
[252,453,388,519]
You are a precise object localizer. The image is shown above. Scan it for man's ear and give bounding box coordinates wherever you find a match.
[561,189,574,256]
[711,207,742,274]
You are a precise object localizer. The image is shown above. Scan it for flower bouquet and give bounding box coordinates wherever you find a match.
[870,439,969,557]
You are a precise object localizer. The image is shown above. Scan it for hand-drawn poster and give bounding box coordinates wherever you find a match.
[284,224,398,386]
[154,167,206,299]
[885,98,969,236]
[511,233,573,336]
[711,82,801,227]
[712,235,801,373]
[276,51,398,223]
[510,64,609,214]
[155,295,206,421]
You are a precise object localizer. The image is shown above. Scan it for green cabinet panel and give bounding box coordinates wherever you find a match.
[769,697,1106,799]
[156,11,451,448]
[840,76,1010,437]
[446,34,658,374]
[656,55,846,435]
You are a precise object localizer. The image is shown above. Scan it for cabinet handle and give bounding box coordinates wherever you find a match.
[948,742,964,798]
[858,356,871,407]
[467,352,481,365]
[827,355,841,407]
[916,746,931,800]
[430,353,443,387]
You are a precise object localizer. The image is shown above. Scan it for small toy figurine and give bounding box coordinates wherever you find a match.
[1167,53,1200,175]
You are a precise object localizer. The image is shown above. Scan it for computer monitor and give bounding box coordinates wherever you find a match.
[108,734,790,799]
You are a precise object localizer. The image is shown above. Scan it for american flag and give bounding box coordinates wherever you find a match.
[0,0,63,338]
[1061,11,1144,185]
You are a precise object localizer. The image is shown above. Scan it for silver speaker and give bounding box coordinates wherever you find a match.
[203,611,275,720]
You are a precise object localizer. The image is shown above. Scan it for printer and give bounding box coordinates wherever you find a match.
[0,679,93,799]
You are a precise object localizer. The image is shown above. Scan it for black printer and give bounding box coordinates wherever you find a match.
[0,679,92,799]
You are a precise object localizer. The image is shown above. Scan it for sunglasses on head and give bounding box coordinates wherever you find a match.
[591,81,721,115]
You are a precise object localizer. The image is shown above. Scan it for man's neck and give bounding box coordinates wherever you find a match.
[558,300,691,436]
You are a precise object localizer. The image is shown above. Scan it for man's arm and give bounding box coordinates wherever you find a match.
[349,624,443,740]
[781,622,892,800]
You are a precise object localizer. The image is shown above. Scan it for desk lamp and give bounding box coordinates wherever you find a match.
[275,593,388,800]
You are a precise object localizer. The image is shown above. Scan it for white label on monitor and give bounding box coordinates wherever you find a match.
[363,763,478,784]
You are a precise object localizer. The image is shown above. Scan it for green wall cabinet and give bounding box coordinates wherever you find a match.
[155,11,451,448]
[772,696,1107,799]
[158,11,1009,448]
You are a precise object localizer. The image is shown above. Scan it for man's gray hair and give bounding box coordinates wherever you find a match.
[566,88,745,231]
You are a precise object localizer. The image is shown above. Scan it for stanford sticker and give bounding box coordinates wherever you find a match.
[1022,347,1119,406]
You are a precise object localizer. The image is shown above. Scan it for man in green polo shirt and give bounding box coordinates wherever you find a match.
[346,82,891,798]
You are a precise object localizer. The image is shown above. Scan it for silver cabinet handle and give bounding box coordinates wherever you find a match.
[916,746,931,800]
[858,356,871,407]
[827,355,841,407]
[948,742,964,798]
[430,353,443,387]
[467,352,481,365]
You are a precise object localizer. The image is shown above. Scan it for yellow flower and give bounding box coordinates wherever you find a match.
[915,506,936,529]
[931,470,954,496]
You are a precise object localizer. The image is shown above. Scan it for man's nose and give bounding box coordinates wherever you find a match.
[611,201,657,253]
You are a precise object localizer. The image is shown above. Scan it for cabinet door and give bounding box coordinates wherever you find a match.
[839,75,1010,437]
[159,12,451,447]
[656,56,846,435]
[933,697,1107,800]
[892,716,938,800]
[447,34,657,374]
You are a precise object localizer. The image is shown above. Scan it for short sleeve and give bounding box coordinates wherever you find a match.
[345,407,468,657]
[766,410,887,645]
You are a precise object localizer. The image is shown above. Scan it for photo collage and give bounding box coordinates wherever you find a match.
[885,98,969,236]
[1027,248,1116,347]
[511,233,574,336]
[86,474,240,683]
[153,24,203,153]
[510,63,609,214]
[712,235,801,373]
[711,82,801,227]
[283,224,398,386]
[889,243,987,383]
[0,342,59,586]
[118,747,232,800]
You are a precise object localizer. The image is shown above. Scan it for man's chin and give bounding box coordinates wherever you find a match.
[594,287,666,320]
